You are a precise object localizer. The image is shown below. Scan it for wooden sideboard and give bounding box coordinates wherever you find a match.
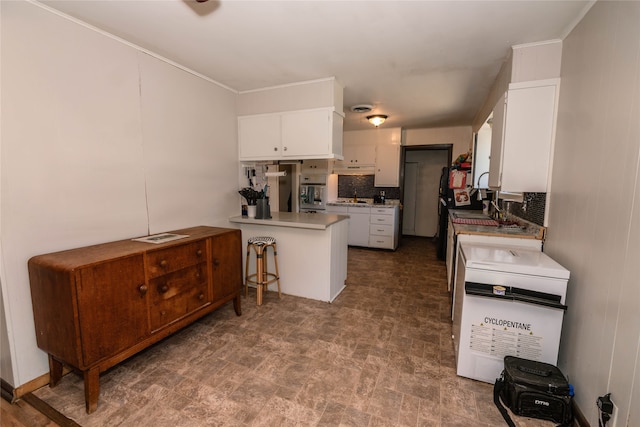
[28,226,242,413]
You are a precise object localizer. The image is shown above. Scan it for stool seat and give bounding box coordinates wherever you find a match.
[245,236,281,305]
[248,236,276,245]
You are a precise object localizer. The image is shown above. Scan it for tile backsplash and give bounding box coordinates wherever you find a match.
[337,174,546,226]
[337,175,400,200]
[506,192,546,226]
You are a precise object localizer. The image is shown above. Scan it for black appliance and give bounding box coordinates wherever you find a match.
[436,167,484,260]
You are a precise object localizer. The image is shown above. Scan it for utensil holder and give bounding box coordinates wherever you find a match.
[256,198,271,219]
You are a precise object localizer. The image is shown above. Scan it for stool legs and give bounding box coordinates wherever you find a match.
[256,248,265,305]
[245,241,281,306]
[271,243,282,298]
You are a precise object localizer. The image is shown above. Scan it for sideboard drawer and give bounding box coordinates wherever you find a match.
[147,240,207,278]
[149,262,209,331]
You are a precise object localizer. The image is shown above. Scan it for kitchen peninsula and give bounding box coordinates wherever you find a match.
[229,212,349,302]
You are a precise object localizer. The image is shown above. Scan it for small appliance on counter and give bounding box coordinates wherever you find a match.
[373,190,386,204]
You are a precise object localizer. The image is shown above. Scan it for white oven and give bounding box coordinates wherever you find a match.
[452,242,569,384]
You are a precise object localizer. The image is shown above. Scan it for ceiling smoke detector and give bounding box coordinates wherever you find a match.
[350,104,373,113]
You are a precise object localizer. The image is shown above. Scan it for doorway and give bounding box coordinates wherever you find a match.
[401,145,452,237]
[278,164,294,212]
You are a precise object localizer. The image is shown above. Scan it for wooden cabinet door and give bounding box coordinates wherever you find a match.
[76,255,147,366]
[211,232,242,302]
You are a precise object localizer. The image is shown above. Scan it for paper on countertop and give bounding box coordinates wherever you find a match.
[132,233,189,244]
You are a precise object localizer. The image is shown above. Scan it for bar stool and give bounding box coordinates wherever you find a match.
[245,237,281,305]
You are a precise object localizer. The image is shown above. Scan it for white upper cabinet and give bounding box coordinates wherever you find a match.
[374,128,402,187]
[338,131,376,166]
[237,77,344,161]
[489,79,560,192]
[334,127,401,186]
[238,114,282,159]
[238,108,343,160]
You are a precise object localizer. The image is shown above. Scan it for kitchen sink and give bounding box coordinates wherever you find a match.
[451,211,491,220]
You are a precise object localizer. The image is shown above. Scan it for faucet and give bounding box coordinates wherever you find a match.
[491,201,503,219]
[477,171,489,188]
[474,171,490,200]
[353,190,358,203]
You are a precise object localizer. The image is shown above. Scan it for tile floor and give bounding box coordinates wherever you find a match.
[33,237,555,426]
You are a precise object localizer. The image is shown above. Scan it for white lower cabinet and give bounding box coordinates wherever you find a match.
[347,206,371,247]
[327,204,399,249]
[369,207,399,250]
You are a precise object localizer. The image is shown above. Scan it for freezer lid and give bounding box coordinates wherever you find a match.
[461,243,570,279]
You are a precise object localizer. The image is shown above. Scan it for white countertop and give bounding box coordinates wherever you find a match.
[326,199,401,208]
[448,209,545,240]
[229,212,348,230]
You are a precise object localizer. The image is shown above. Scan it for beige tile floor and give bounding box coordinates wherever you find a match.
[33,236,555,426]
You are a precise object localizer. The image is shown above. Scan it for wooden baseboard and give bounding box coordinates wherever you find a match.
[1,378,15,402]
[2,366,73,401]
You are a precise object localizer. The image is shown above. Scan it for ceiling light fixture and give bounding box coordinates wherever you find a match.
[367,114,388,127]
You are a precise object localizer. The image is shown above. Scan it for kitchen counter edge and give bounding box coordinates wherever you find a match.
[229,212,349,230]
[449,210,546,240]
[326,200,401,208]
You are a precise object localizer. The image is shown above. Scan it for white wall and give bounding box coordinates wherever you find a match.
[403,126,472,158]
[0,1,238,388]
[545,1,640,425]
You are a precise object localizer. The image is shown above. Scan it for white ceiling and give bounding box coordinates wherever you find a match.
[39,0,592,131]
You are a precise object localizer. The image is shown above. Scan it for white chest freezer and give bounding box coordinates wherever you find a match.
[452,243,570,384]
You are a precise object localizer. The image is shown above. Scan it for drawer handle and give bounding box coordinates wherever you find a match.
[159,260,168,267]
[159,284,169,293]
[377,219,385,222]
[138,284,148,295]
[196,249,203,257]
[198,293,205,301]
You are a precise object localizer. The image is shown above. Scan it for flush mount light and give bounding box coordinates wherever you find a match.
[367,114,388,127]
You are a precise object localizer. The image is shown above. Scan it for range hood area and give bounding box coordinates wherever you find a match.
[332,164,375,175]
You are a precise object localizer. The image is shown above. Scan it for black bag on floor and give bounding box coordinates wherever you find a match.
[494,356,573,427]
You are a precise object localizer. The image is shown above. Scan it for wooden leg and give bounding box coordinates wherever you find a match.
[244,245,251,298]
[48,355,63,387]
[83,367,100,414]
[256,249,263,306]
[233,293,242,316]
[272,244,282,298]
